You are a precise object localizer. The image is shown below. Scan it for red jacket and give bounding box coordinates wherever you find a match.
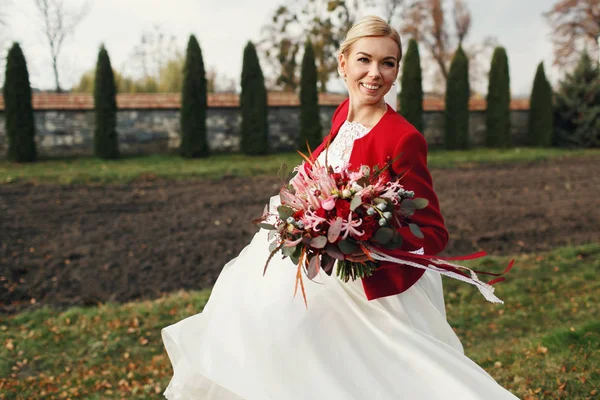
[310,98,449,300]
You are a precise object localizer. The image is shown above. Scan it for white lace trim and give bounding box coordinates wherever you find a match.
[317,120,370,168]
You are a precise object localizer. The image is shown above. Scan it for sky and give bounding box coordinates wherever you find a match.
[3,0,558,97]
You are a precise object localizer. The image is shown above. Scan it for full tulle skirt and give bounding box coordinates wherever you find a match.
[161,199,518,399]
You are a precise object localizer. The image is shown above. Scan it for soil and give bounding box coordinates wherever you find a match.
[1,155,599,314]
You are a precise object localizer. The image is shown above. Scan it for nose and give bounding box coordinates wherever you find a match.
[368,62,381,79]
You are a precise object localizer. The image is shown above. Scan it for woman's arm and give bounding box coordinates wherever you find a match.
[390,130,449,255]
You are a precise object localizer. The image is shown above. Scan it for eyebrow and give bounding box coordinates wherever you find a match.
[356,51,397,61]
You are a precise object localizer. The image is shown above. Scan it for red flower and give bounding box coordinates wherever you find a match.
[334,198,351,219]
[330,172,348,187]
[293,210,305,219]
[315,207,327,219]
[360,216,378,241]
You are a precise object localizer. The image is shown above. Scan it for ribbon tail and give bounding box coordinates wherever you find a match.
[366,247,504,304]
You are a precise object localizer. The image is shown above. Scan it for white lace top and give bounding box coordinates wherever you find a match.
[316,120,370,169]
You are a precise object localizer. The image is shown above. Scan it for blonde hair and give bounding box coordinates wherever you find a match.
[339,16,403,61]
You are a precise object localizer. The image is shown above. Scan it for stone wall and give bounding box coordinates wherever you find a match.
[0,107,338,158]
[0,93,531,158]
[422,110,530,147]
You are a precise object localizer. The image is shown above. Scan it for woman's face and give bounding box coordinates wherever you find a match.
[339,36,399,107]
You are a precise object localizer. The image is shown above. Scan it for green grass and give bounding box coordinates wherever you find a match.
[0,153,304,185]
[444,243,600,399]
[0,291,212,398]
[427,147,597,168]
[1,148,598,185]
[0,244,598,399]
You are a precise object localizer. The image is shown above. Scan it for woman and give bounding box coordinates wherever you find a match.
[162,16,518,399]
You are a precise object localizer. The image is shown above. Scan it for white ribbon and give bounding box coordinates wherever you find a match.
[365,246,504,304]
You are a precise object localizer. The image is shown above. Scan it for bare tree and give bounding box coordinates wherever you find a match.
[383,0,406,24]
[0,2,7,27]
[401,0,465,82]
[127,25,181,81]
[259,0,491,94]
[400,0,495,95]
[0,1,11,42]
[259,0,389,92]
[544,0,600,69]
[0,1,13,88]
[33,0,91,92]
[206,67,237,93]
[453,0,471,44]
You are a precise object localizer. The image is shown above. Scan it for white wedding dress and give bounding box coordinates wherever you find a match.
[161,121,519,399]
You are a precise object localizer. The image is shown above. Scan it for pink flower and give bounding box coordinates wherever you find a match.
[321,196,337,211]
[347,167,366,183]
[380,180,405,205]
[305,208,328,232]
[340,210,364,240]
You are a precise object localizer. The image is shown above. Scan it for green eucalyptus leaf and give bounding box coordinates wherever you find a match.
[412,198,429,210]
[278,163,289,182]
[277,205,294,220]
[381,233,403,250]
[258,223,277,230]
[350,195,363,211]
[374,227,394,244]
[268,230,277,241]
[381,241,396,250]
[282,244,296,257]
[292,245,302,259]
[400,199,416,215]
[325,244,345,260]
[322,254,335,274]
[307,255,321,279]
[328,217,343,243]
[408,223,424,239]
[311,236,328,249]
[268,241,278,253]
[290,254,300,265]
[393,234,403,248]
[338,239,359,255]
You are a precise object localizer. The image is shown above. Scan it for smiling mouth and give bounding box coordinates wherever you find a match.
[361,82,381,90]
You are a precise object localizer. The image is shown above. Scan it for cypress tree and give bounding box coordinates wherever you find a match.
[3,43,36,162]
[180,35,209,158]
[486,46,511,148]
[298,40,322,151]
[93,45,119,159]
[400,38,424,132]
[444,45,470,149]
[527,62,553,146]
[553,51,600,148]
[240,41,269,155]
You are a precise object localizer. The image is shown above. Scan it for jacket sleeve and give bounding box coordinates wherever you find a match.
[388,130,449,255]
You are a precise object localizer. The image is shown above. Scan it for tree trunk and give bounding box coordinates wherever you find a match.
[53,57,62,93]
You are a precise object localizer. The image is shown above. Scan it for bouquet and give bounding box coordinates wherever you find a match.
[254,152,512,307]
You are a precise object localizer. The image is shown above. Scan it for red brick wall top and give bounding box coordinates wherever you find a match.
[0,92,529,111]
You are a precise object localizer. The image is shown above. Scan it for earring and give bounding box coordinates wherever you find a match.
[392,81,396,86]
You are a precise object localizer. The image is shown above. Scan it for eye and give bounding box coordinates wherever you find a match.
[357,57,369,63]
[384,61,396,67]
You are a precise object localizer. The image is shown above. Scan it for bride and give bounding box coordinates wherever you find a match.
[162,16,518,399]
